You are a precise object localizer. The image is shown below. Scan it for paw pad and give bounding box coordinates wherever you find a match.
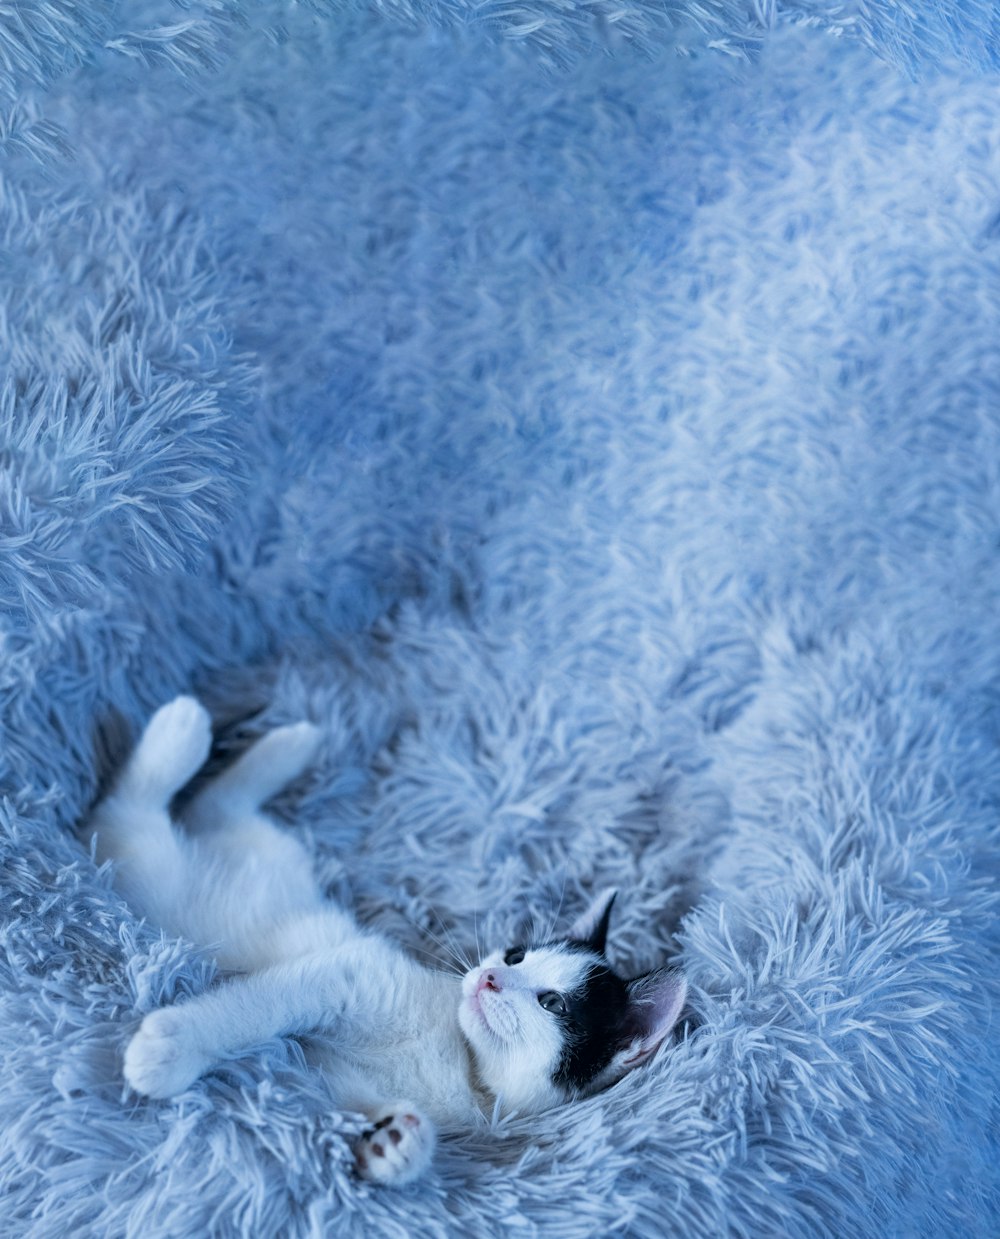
[355,1105,435,1187]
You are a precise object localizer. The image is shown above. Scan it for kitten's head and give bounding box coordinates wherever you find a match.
[458,890,686,1115]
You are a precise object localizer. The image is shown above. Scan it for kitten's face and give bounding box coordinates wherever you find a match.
[457,890,687,1115]
[458,939,629,1113]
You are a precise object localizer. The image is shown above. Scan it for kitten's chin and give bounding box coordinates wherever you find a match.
[458,1000,565,1117]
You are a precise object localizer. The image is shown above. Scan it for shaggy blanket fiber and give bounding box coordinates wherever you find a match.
[2,2,1000,1236]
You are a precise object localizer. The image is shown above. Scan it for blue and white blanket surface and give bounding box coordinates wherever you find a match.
[2,2,999,1235]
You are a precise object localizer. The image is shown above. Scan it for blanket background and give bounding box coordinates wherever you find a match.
[2,2,999,1235]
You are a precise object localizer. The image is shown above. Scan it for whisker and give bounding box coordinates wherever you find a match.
[473,905,485,964]
[402,912,474,974]
[553,876,568,935]
[409,942,466,977]
[435,917,475,972]
[539,874,568,943]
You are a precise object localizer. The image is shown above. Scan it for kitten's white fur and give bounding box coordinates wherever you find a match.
[84,697,685,1187]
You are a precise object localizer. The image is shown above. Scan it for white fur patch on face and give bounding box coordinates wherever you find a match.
[458,944,595,1115]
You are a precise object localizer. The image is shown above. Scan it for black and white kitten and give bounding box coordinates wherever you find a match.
[84,697,687,1186]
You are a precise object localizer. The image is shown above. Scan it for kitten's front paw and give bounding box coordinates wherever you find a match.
[355,1104,435,1187]
[123,1007,212,1099]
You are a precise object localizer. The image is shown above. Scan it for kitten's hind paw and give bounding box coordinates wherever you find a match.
[355,1105,435,1187]
[243,721,323,798]
[123,1007,212,1099]
[120,697,212,807]
[185,720,322,829]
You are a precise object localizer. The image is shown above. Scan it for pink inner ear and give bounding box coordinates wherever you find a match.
[621,1043,653,1067]
[624,971,687,1059]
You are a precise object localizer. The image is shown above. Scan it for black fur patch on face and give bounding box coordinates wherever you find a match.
[551,959,630,1091]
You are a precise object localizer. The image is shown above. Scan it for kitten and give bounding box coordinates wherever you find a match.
[83,697,687,1187]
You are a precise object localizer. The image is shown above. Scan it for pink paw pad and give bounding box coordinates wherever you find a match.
[355,1107,434,1187]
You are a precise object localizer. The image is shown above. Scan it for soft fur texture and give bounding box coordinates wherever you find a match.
[2,1,1000,1236]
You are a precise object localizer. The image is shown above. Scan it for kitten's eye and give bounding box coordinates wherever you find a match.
[504,946,526,966]
[538,991,566,1015]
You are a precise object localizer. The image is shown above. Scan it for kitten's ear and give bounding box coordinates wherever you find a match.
[608,969,687,1079]
[568,888,617,955]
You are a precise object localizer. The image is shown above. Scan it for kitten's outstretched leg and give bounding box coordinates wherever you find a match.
[125,971,437,1186]
[183,721,322,833]
[109,696,211,813]
[177,722,325,952]
[124,957,437,1186]
[355,1106,436,1187]
[123,949,364,1098]
[83,696,211,865]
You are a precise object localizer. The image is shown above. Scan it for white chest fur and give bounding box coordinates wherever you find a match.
[304,959,486,1127]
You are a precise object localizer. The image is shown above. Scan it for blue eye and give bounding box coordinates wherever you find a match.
[504,946,526,965]
[538,991,566,1015]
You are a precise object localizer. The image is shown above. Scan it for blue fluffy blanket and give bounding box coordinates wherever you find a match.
[2,2,999,1235]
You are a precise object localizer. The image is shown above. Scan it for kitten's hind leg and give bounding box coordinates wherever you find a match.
[82,697,211,909]
[112,696,212,811]
[183,721,322,834]
[177,720,325,969]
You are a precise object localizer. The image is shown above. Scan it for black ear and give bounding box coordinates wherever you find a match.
[567,888,617,955]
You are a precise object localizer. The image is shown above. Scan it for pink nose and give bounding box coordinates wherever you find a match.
[478,971,500,994]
